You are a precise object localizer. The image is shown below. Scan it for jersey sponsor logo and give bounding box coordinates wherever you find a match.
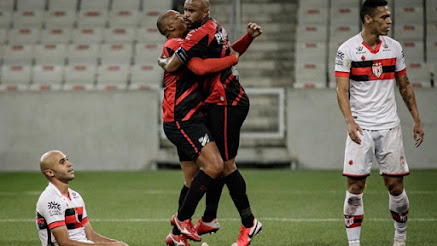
[47,201,62,216]
[382,43,391,51]
[335,51,345,65]
[198,134,210,147]
[372,62,383,78]
[355,46,366,54]
[214,29,227,45]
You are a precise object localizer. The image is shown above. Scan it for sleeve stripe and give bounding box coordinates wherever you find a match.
[48,221,66,229]
[395,68,407,77]
[175,47,189,65]
[335,71,350,77]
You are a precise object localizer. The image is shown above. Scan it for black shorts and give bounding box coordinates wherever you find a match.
[206,104,249,161]
[163,120,215,162]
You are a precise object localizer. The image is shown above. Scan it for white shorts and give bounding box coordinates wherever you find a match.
[343,125,409,177]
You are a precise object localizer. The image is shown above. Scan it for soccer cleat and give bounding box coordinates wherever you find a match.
[171,215,201,242]
[165,232,190,246]
[348,240,360,246]
[195,218,220,235]
[232,218,262,246]
[393,237,406,246]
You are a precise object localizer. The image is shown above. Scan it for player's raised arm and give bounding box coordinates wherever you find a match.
[231,22,262,55]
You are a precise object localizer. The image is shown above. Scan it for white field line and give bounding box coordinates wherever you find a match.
[2,218,437,223]
[1,190,437,196]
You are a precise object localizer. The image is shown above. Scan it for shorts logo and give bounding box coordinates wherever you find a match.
[372,62,383,77]
[198,134,210,147]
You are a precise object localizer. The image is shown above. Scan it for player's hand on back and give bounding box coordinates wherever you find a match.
[247,22,262,38]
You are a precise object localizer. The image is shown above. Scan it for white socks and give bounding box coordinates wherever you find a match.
[344,191,364,243]
[389,190,409,239]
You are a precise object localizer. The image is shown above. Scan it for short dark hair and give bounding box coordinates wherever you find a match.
[360,0,388,23]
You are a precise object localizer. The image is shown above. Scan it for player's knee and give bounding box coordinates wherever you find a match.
[222,162,237,176]
[386,182,404,196]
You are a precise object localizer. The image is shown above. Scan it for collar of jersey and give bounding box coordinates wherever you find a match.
[48,182,71,200]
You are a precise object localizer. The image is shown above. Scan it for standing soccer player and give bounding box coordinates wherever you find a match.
[159,1,263,245]
[335,1,424,246]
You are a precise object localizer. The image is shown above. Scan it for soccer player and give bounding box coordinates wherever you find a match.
[334,1,424,246]
[157,10,240,246]
[36,150,129,246]
[159,1,263,245]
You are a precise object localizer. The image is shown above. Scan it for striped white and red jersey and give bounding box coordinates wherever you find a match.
[36,182,90,246]
[335,33,407,130]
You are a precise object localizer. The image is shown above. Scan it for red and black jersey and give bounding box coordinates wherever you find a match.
[175,19,249,106]
[162,38,206,122]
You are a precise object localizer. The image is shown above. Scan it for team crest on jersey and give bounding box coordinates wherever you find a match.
[198,134,210,147]
[372,62,383,77]
[215,29,227,45]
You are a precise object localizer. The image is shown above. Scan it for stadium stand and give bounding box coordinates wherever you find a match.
[130,63,163,90]
[7,27,40,44]
[64,64,96,90]
[12,10,44,28]
[100,43,133,65]
[96,64,130,90]
[31,64,64,90]
[72,27,103,44]
[103,27,137,43]
[0,64,32,89]
[79,0,110,11]
[112,0,141,10]
[77,9,108,27]
[48,0,78,11]
[108,9,140,27]
[0,28,7,44]
[0,0,15,11]
[66,43,99,65]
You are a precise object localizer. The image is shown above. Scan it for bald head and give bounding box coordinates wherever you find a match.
[157,10,173,36]
[185,0,209,9]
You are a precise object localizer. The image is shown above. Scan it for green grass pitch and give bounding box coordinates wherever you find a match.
[1,169,436,245]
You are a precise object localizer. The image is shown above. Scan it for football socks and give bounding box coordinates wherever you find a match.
[389,190,409,239]
[344,191,364,243]
[224,170,254,228]
[203,177,224,222]
[178,170,214,221]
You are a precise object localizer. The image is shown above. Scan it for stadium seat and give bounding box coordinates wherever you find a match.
[0,0,15,11]
[2,44,34,65]
[45,10,76,28]
[139,10,162,27]
[294,62,327,89]
[405,62,431,88]
[296,24,327,43]
[400,41,424,64]
[7,27,41,44]
[0,28,7,44]
[330,6,359,26]
[13,10,44,28]
[103,27,137,43]
[112,0,140,10]
[330,24,359,44]
[64,64,96,90]
[426,40,437,63]
[297,6,328,24]
[130,63,163,90]
[108,9,140,27]
[298,0,328,9]
[142,0,172,11]
[67,43,99,65]
[394,23,424,41]
[34,43,66,65]
[295,42,327,64]
[0,10,12,28]
[394,0,424,7]
[77,9,108,27]
[40,28,72,44]
[48,0,78,10]
[394,6,424,24]
[137,13,165,42]
[426,0,437,23]
[80,0,110,10]
[100,43,133,65]
[71,27,103,44]
[16,0,46,10]
[0,64,32,88]
[96,64,129,90]
[134,42,163,64]
[330,0,360,8]
[31,64,64,90]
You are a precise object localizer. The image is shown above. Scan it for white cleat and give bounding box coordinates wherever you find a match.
[201,243,209,246]
[393,237,406,246]
[348,240,360,246]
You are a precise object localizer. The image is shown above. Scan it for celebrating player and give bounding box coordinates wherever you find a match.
[36,150,128,246]
[157,9,240,245]
[335,1,424,246]
[159,1,263,245]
